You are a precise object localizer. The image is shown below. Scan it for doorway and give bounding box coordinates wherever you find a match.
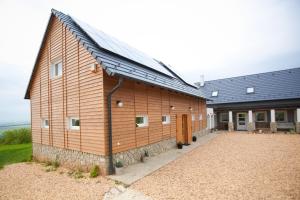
[182,114,188,144]
[237,112,248,130]
[176,114,192,145]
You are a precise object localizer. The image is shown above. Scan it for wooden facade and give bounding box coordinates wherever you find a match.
[28,15,207,157]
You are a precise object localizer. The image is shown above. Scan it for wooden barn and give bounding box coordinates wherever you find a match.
[25,9,208,174]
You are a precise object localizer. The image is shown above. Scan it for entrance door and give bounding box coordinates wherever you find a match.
[182,114,188,144]
[237,113,247,130]
[176,114,192,144]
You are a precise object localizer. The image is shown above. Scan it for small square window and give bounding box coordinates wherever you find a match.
[255,112,266,122]
[275,111,286,122]
[211,91,218,97]
[220,113,228,122]
[246,87,254,94]
[42,118,49,128]
[69,117,80,130]
[162,115,170,125]
[136,115,148,127]
[192,114,195,121]
[51,61,63,78]
[199,114,202,121]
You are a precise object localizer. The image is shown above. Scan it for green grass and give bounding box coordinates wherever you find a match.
[0,143,32,168]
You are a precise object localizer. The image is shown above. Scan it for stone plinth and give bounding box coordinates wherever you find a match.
[228,122,234,132]
[270,122,277,133]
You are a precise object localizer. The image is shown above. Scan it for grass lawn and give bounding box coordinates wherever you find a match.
[0,143,32,169]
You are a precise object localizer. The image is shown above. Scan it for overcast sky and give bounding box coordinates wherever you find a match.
[0,0,300,123]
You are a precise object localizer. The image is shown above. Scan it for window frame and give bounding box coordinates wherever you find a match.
[136,115,148,128]
[211,91,218,97]
[246,87,255,94]
[50,60,63,79]
[191,114,195,121]
[275,110,287,122]
[162,115,170,125]
[255,111,267,122]
[199,114,202,121]
[42,118,49,128]
[68,117,80,130]
[220,112,229,122]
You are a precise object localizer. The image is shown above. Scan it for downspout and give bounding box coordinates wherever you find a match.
[107,77,123,175]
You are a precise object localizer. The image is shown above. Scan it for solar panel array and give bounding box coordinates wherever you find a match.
[71,17,174,78]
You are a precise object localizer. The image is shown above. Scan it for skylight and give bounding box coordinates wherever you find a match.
[246,87,254,94]
[211,91,218,97]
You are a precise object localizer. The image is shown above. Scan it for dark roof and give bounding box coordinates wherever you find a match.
[25,9,206,99]
[201,67,300,105]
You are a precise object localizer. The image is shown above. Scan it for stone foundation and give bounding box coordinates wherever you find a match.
[113,128,210,167]
[228,122,234,132]
[33,129,210,174]
[296,122,300,134]
[247,122,254,132]
[270,122,277,133]
[32,143,109,174]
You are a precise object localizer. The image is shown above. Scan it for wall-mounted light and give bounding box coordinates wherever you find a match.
[189,107,193,111]
[117,142,120,146]
[170,106,175,110]
[116,100,123,107]
[90,64,97,73]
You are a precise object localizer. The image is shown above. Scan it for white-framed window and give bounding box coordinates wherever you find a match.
[255,111,266,122]
[69,117,80,130]
[50,60,63,78]
[220,112,229,122]
[42,118,49,128]
[192,114,195,121]
[275,111,287,122]
[246,87,254,94]
[211,91,218,97]
[136,115,148,127]
[162,115,170,125]
[199,114,202,121]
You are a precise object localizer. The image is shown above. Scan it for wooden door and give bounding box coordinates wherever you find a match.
[182,114,188,144]
[176,114,183,143]
[187,114,192,144]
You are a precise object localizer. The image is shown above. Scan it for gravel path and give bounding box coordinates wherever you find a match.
[0,163,114,200]
[132,133,300,200]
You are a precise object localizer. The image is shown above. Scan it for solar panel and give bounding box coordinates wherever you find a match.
[71,16,174,78]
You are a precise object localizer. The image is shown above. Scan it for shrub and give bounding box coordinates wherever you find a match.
[90,165,100,178]
[73,170,84,179]
[0,128,31,144]
[115,160,123,168]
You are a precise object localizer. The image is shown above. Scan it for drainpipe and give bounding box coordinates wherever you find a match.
[107,77,123,175]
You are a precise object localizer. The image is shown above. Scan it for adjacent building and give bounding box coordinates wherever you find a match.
[25,9,208,175]
[200,68,300,133]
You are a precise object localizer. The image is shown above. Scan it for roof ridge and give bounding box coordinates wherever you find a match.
[204,67,300,83]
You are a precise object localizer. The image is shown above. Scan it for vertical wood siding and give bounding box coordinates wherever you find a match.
[30,15,207,156]
[30,17,105,155]
[104,76,207,154]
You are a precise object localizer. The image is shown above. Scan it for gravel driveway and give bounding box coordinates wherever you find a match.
[0,163,114,200]
[132,133,300,200]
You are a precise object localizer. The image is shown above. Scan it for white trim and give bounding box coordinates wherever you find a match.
[50,60,63,79]
[162,115,170,125]
[68,117,80,130]
[271,109,275,122]
[191,114,195,121]
[136,115,148,127]
[255,111,267,122]
[297,108,300,123]
[248,110,253,123]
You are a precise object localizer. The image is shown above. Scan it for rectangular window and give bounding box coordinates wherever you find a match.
[42,118,49,128]
[69,117,80,130]
[255,112,266,122]
[211,91,218,97]
[220,112,228,122]
[246,87,254,94]
[50,61,63,78]
[275,111,287,122]
[162,115,170,125]
[136,115,148,127]
[192,114,195,121]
